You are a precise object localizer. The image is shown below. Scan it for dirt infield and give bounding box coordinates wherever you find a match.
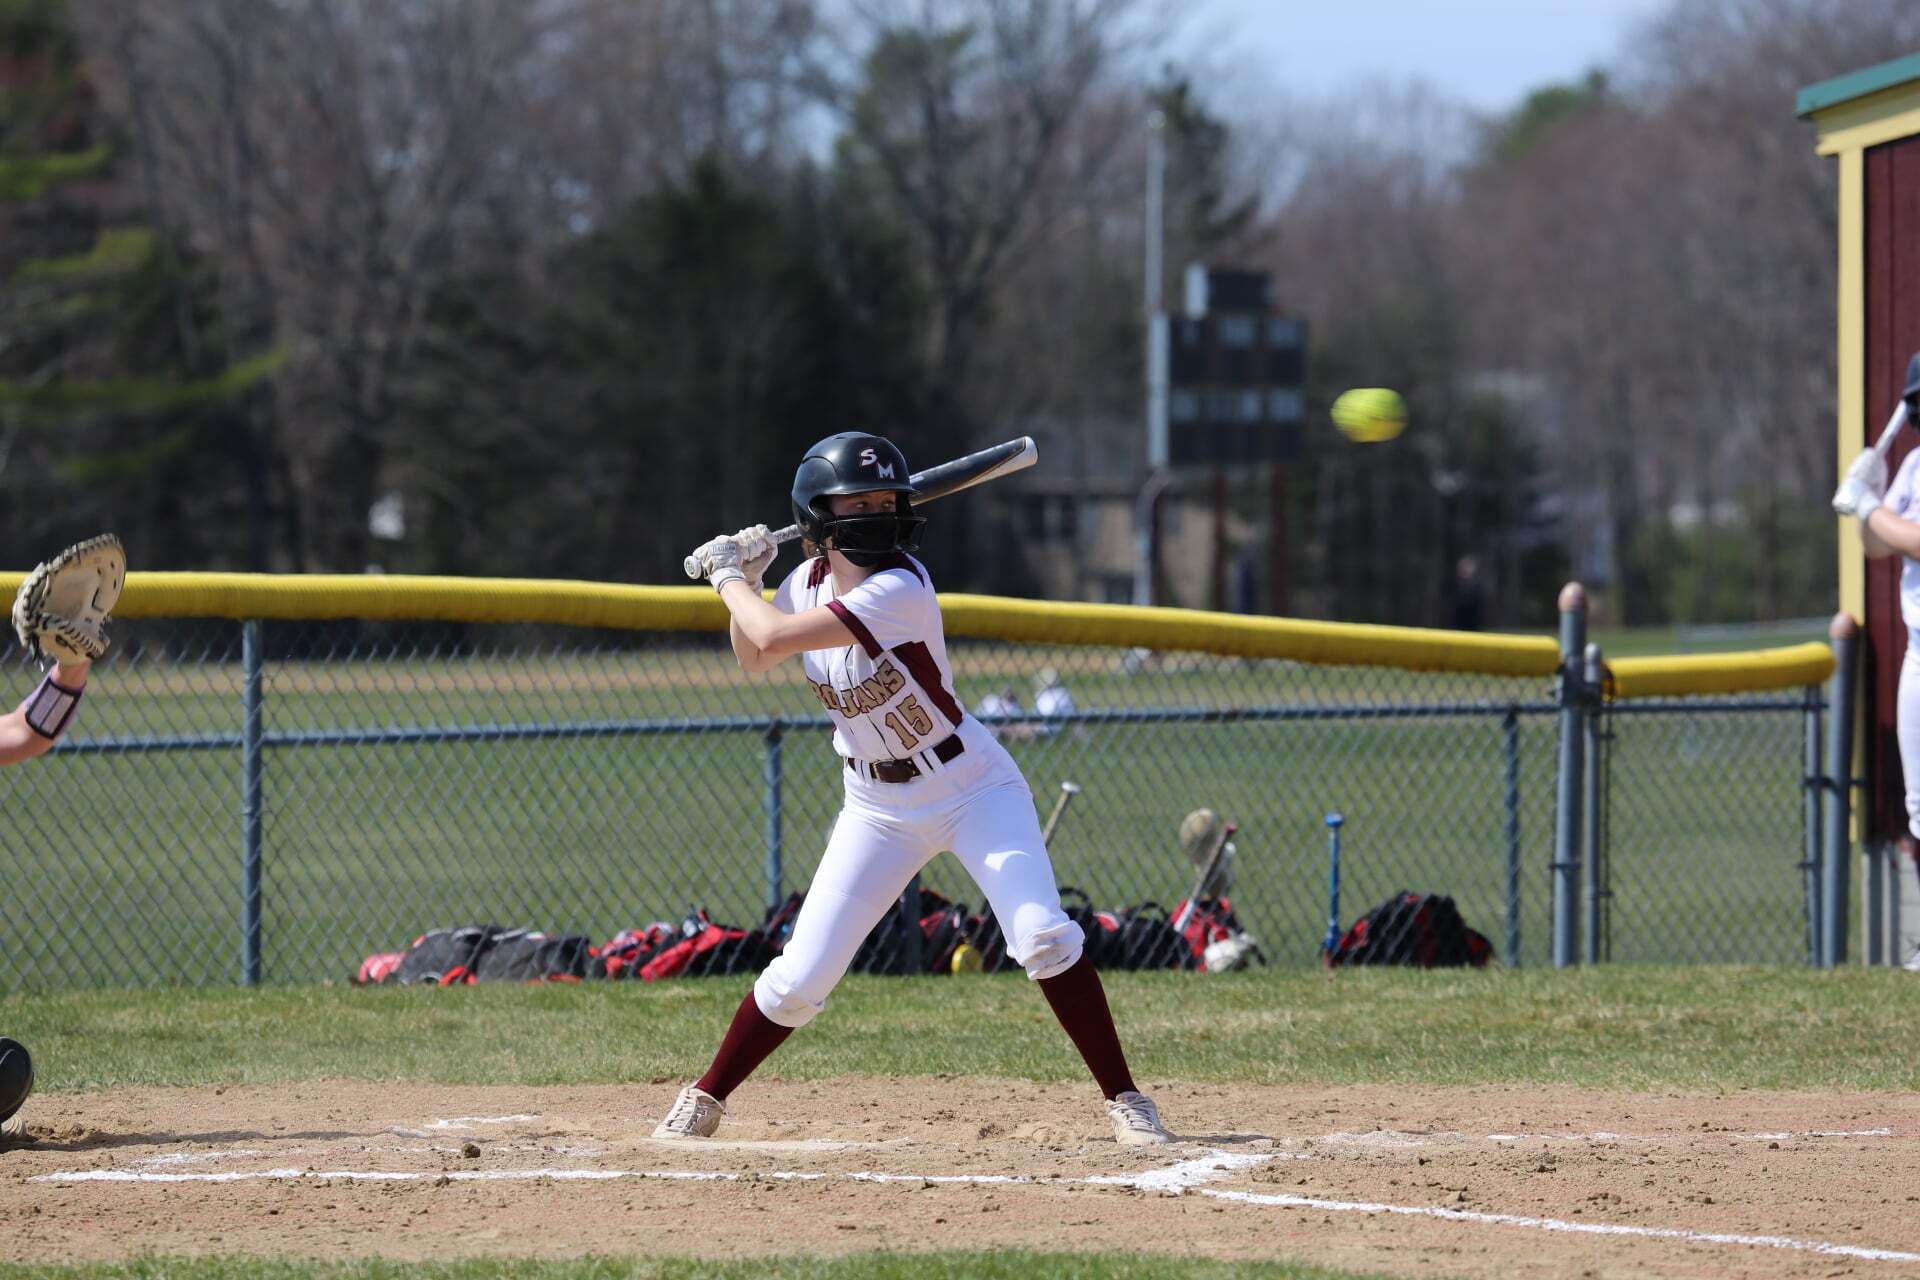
[4,1076,1917,1277]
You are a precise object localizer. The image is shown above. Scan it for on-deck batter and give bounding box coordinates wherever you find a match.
[656,432,1174,1143]
[1836,352,1920,971]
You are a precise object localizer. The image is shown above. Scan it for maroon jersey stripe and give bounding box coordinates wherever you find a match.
[827,600,882,659]
[893,640,963,726]
[806,556,830,588]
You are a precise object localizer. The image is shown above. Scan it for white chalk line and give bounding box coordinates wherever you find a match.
[33,1139,1920,1267]
[1193,1187,1920,1265]
[1474,1128,1896,1143]
[32,1150,1254,1192]
[423,1115,540,1130]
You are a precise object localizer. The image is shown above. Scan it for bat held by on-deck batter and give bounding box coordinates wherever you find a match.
[683,436,1038,579]
[1873,400,1910,460]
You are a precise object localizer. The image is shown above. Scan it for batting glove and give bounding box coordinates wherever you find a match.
[1833,474,1884,521]
[731,525,778,592]
[702,536,747,595]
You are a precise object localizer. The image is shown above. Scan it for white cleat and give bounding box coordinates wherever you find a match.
[652,1085,725,1138]
[0,1113,26,1143]
[1106,1090,1173,1146]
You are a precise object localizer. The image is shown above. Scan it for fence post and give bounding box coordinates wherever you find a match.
[764,721,784,914]
[1802,683,1824,967]
[1552,583,1586,968]
[241,618,264,987]
[1502,709,1521,967]
[1821,613,1859,968]
[1582,641,1607,964]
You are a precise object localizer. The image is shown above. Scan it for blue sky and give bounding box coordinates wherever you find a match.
[1183,0,1670,112]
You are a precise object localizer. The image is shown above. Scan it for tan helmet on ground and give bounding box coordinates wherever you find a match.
[1178,807,1234,896]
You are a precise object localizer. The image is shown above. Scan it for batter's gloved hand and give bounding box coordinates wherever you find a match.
[12,533,125,667]
[697,535,747,595]
[1845,447,1888,491]
[730,525,777,592]
[1834,467,1886,522]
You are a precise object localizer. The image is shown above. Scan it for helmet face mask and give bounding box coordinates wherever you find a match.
[791,433,925,566]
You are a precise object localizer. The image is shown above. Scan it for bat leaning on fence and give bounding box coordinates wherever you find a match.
[1171,819,1237,935]
[1041,780,1080,846]
[683,436,1039,579]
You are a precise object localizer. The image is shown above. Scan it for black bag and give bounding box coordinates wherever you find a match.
[1325,891,1493,968]
[1059,886,1119,969]
[1105,902,1195,970]
[473,930,594,982]
[391,924,508,985]
[853,887,963,975]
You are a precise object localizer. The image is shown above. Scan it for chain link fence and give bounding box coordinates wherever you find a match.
[0,603,1839,991]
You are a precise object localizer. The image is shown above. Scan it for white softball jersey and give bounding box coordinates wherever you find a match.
[1886,449,1920,633]
[773,552,967,763]
[750,552,1084,1027]
[1882,450,1920,837]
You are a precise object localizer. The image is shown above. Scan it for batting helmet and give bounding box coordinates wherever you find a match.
[1904,351,1920,410]
[0,1038,33,1126]
[790,433,925,567]
[1178,808,1235,897]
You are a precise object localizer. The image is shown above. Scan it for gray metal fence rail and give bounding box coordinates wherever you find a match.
[0,602,1848,991]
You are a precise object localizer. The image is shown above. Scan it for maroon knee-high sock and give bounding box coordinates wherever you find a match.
[1036,954,1138,1100]
[694,991,794,1102]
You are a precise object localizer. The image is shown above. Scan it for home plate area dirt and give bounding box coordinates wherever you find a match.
[4,1078,1918,1278]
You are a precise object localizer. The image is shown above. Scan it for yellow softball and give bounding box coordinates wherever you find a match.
[1331,388,1408,443]
[949,942,983,974]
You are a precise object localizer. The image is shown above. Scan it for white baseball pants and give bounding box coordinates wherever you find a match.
[754,718,1083,1028]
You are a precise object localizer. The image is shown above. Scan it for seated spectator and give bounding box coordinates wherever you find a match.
[1033,667,1076,734]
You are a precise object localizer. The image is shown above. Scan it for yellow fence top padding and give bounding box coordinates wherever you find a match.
[1604,642,1835,699]
[2,572,736,631]
[935,594,1561,675]
[0,571,1836,694]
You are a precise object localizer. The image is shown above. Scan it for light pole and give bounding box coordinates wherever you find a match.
[1134,108,1168,608]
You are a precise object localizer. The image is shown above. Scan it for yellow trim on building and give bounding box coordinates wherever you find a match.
[1812,90,1920,156]
[1837,144,1866,625]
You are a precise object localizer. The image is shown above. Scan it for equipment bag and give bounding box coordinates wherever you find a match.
[1324,891,1492,969]
[389,924,510,985]
[1171,894,1244,964]
[473,930,594,982]
[1105,902,1195,970]
[639,910,781,981]
[591,924,679,979]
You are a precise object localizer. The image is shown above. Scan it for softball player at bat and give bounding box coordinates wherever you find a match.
[656,432,1173,1144]
[0,533,125,1142]
[1835,354,1920,970]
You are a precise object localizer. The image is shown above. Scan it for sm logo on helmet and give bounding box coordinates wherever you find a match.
[859,448,896,479]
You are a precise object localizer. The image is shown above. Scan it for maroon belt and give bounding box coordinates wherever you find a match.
[846,733,965,783]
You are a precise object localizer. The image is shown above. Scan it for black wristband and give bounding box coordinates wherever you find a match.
[22,672,82,740]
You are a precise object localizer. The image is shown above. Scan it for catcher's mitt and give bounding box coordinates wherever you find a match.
[12,533,125,666]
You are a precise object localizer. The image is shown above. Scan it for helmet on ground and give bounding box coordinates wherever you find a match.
[0,1038,32,1126]
[791,433,925,567]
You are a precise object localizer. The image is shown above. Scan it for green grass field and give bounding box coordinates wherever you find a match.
[2,624,1825,991]
[9,968,1917,1093]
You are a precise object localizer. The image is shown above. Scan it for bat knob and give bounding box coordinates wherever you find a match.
[682,556,703,579]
